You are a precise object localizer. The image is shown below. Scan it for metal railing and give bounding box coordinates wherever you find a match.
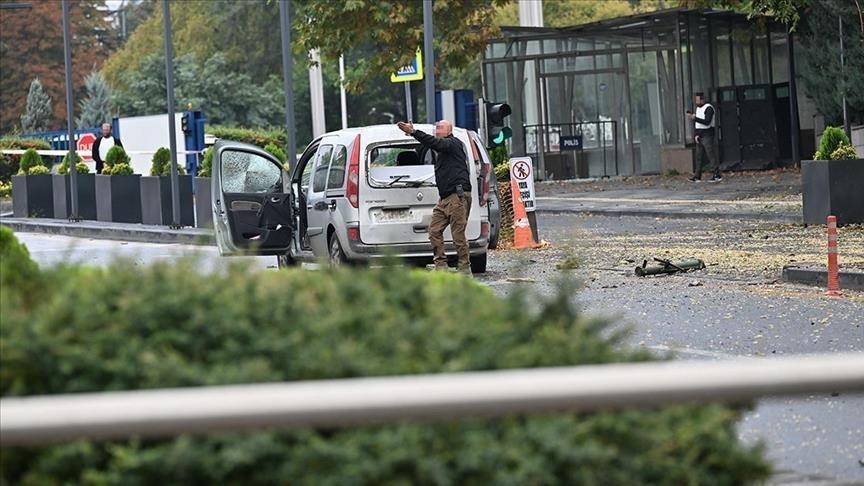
[524,121,619,178]
[2,352,863,446]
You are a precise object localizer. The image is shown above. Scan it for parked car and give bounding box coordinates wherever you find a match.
[210,124,492,272]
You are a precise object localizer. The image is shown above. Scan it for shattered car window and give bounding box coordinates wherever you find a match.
[221,150,281,193]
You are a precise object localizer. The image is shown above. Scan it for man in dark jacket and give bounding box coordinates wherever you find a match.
[92,122,123,174]
[397,120,472,275]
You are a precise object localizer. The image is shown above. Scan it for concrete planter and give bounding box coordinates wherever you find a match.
[140,175,194,226]
[11,174,54,218]
[801,159,864,225]
[96,174,142,223]
[194,177,213,228]
[52,174,97,220]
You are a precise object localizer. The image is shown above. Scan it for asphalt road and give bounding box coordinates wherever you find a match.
[12,215,864,483]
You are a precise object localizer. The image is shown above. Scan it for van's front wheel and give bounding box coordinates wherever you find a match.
[470,253,487,274]
[277,253,296,269]
[329,234,347,267]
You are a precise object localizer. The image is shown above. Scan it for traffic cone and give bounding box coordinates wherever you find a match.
[511,178,539,249]
[826,215,842,296]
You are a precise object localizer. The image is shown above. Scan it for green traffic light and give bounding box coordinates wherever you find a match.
[492,127,512,145]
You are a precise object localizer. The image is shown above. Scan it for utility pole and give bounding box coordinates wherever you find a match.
[423,0,435,123]
[61,0,78,221]
[279,0,296,166]
[163,0,181,227]
[309,50,326,138]
[840,16,850,138]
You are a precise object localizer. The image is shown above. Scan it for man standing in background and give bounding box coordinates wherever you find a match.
[91,122,122,174]
[687,92,721,182]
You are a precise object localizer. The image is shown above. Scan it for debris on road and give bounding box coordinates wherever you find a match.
[635,257,706,277]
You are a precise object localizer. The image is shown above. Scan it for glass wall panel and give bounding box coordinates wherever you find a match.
[657,49,681,144]
[770,31,789,83]
[629,52,661,174]
[753,32,770,84]
[713,20,732,86]
[690,15,712,97]
[732,25,753,85]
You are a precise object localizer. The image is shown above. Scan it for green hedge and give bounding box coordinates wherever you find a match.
[208,125,287,151]
[0,138,52,183]
[0,230,770,485]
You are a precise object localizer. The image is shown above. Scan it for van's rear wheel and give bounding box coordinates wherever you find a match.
[470,253,487,274]
[277,253,296,269]
[329,234,347,267]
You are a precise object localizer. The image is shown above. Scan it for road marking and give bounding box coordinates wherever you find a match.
[646,344,755,361]
[536,196,799,206]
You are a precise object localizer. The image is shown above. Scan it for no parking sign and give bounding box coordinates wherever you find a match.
[509,157,536,212]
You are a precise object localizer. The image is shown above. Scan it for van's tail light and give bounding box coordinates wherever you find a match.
[347,134,361,208]
[347,227,360,242]
[479,163,491,207]
[481,222,490,238]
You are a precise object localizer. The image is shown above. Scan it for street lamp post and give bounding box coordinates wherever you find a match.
[423,0,435,124]
[162,0,181,228]
[61,0,78,221]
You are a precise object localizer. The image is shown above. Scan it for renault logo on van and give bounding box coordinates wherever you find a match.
[416,192,424,201]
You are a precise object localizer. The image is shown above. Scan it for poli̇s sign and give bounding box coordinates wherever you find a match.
[559,135,583,151]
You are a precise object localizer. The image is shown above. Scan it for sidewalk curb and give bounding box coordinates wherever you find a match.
[782,264,864,291]
[536,207,800,223]
[0,218,214,246]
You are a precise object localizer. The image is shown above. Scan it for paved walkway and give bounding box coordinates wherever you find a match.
[534,168,803,222]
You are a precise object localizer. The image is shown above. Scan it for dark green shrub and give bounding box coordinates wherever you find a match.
[17,148,45,175]
[107,163,134,176]
[208,125,287,150]
[198,147,212,177]
[489,145,509,166]
[148,147,187,176]
[263,142,286,164]
[0,138,52,181]
[814,126,852,160]
[0,152,14,184]
[494,162,510,181]
[0,250,770,484]
[0,181,10,198]
[104,145,131,171]
[0,227,39,295]
[26,165,50,175]
[57,152,86,174]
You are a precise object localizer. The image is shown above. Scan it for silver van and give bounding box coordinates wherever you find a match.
[211,124,491,273]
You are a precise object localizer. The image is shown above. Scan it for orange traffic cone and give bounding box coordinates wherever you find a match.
[511,178,539,249]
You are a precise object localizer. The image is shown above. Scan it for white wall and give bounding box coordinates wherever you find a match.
[116,113,186,175]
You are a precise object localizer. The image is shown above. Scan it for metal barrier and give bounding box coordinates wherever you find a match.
[2,352,862,446]
[524,121,619,179]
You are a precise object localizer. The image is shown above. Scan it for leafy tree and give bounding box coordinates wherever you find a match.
[19,79,52,133]
[797,0,864,125]
[679,0,810,29]
[76,71,113,129]
[0,0,117,133]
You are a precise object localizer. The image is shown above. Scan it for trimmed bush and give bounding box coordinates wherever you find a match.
[830,142,859,160]
[0,231,771,485]
[0,138,52,181]
[57,152,87,174]
[26,165,50,175]
[104,145,131,172]
[149,147,170,176]
[263,142,286,164]
[107,163,134,176]
[208,125,287,150]
[17,148,45,175]
[198,147,213,177]
[494,161,511,181]
[0,181,10,198]
[814,126,852,160]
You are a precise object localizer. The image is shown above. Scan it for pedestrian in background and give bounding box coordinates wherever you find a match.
[396,120,473,275]
[92,122,123,174]
[687,92,721,182]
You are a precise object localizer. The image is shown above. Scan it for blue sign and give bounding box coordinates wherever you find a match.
[391,49,424,83]
[560,135,583,151]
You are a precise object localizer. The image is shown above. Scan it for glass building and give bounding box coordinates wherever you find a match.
[483,8,805,179]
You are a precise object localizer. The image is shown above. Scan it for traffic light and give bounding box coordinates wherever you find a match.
[485,102,512,147]
[181,113,190,134]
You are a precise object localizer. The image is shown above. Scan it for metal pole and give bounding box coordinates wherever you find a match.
[404,82,413,121]
[423,0,435,123]
[840,16,850,138]
[787,32,801,166]
[61,0,78,221]
[279,0,296,167]
[2,353,862,445]
[309,49,326,138]
[339,54,348,129]
[162,0,181,227]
